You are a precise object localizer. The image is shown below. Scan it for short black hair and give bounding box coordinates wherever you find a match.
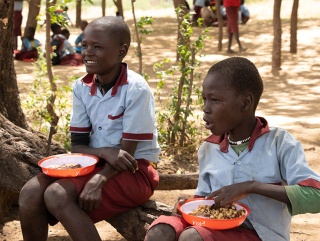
[207,57,264,109]
[51,23,61,33]
[89,16,131,48]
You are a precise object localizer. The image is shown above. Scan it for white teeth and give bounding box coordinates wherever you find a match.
[86,60,97,64]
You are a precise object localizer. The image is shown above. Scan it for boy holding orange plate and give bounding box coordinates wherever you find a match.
[145,57,320,241]
[19,16,160,241]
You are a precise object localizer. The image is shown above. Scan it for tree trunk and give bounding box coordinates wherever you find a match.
[290,0,299,53]
[272,0,282,71]
[76,0,82,28]
[216,0,223,51]
[25,0,41,30]
[113,0,123,19]
[102,0,106,16]
[0,0,29,130]
[0,113,67,215]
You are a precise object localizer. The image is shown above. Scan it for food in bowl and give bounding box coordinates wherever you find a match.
[178,198,250,230]
[38,154,98,178]
[47,163,82,170]
[189,204,246,220]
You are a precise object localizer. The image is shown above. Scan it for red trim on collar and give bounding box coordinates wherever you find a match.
[298,178,320,190]
[111,64,128,97]
[80,63,128,96]
[205,117,270,153]
[81,74,97,96]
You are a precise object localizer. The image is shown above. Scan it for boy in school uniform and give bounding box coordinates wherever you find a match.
[145,57,320,241]
[19,16,160,241]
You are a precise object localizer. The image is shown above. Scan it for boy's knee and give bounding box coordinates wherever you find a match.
[44,183,68,210]
[178,228,203,241]
[145,223,176,241]
[19,177,44,209]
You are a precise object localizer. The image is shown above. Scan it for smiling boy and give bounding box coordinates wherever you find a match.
[19,16,160,241]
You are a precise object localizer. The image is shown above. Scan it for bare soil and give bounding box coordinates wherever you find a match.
[1,0,320,240]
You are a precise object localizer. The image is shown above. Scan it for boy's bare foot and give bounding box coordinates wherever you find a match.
[240,47,248,52]
[227,49,236,54]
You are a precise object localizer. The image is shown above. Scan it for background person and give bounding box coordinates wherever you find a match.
[15,27,41,61]
[224,0,246,53]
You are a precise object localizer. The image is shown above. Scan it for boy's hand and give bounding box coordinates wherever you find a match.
[171,197,186,217]
[205,182,251,208]
[79,174,106,211]
[101,148,138,173]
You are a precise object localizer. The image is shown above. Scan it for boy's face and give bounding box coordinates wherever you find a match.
[202,72,245,136]
[81,24,127,83]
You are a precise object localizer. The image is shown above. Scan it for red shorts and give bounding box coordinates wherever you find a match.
[47,159,158,225]
[70,159,159,223]
[226,6,239,33]
[146,215,261,241]
[13,11,23,36]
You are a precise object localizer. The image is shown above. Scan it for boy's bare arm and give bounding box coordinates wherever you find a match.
[71,140,138,173]
[206,181,291,208]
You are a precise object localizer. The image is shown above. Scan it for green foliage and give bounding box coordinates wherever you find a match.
[154,8,209,148]
[21,49,75,151]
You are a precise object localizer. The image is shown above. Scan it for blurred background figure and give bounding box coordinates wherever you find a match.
[13,0,24,50]
[15,27,41,61]
[75,20,88,54]
[240,0,250,24]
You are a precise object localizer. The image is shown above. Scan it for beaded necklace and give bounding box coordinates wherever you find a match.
[227,135,251,145]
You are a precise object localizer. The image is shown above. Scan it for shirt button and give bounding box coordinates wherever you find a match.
[237,161,241,165]
[98,127,102,130]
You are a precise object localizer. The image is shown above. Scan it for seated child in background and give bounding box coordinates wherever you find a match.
[240,0,250,24]
[75,20,88,54]
[200,0,215,27]
[145,57,320,241]
[51,28,83,66]
[15,27,41,61]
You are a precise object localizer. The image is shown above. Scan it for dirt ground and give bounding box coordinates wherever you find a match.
[1,0,320,240]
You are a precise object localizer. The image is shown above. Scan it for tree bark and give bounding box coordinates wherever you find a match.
[76,0,82,28]
[272,0,282,71]
[290,0,299,53]
[25,0,41,30]
[108,200,173,241]
[216,0,223,51]
[0,0,29,130]
[102,0,106,17]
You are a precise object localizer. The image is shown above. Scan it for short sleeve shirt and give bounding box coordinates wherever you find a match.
[69,64,161,163]
[195,117,320,241]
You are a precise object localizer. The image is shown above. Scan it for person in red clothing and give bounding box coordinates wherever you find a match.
[224,0,246,53]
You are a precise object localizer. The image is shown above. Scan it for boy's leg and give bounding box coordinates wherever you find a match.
[227,33,235,53]
[145,223,176,241]
[19,174,56,241]
[44,178,102,241]
[234,32,247,52]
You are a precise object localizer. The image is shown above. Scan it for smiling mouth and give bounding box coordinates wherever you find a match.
[85,60,97,64]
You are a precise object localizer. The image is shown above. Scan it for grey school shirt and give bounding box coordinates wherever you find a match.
[195,117,320,241]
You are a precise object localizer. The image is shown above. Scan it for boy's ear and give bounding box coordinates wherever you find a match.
[242,93,254,111]
[119,44,128,58]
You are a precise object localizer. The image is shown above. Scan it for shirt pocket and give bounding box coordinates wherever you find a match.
[106,110,125,145]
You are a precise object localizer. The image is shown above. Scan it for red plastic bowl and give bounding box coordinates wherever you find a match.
[178,198,250,230]
[38,153,99,178]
